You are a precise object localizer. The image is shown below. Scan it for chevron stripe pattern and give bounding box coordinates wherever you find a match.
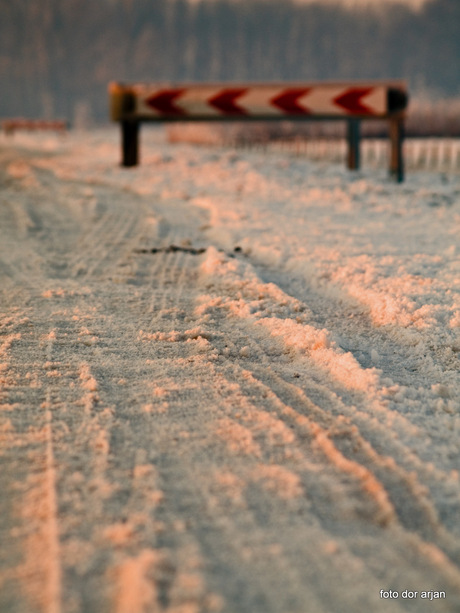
[131,84,388,118]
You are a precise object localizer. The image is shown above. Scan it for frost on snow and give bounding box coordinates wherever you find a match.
[0,128,459,613]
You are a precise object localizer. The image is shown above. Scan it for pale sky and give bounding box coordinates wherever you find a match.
[280,0,429,9]
[189,0,431,9]
[296,0,429,6]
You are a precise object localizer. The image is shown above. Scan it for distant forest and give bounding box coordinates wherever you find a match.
[1,0,459,124]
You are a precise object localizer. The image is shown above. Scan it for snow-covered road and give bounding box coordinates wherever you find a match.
[0,128,459,612]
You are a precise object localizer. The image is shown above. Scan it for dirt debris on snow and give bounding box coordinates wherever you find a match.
[0,128,459,612]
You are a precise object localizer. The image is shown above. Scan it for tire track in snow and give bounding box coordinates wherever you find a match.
[67,199,140,280]
[131,347,459,612]
[133,251,459,610]
[0,194,46,290]
[2,133,460,612]
[114,356,321,613]
[244,260,460,536]
[0,324,64,613]
[203,245,460,488]
[13,242,221,611]
[86,244,332,611]
[43,332,63,613]
[255,262,459,415]
[235,358,460,568]
[77,198,145,281]
[246,352,458,540]
[195,248,460,591]
[1,155,148,286]
[69,207,121,277]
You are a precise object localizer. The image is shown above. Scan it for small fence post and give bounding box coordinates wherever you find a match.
[347,119,361,170]
[389,116,404,182]
[121,120,139,167]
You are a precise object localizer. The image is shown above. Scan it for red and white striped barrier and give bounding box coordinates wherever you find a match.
[132,84,388,118]
[1,118,67,136]
[109,81,408,180]
[110,82,406,120]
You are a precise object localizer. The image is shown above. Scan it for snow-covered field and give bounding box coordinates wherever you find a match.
[0,127,459,613]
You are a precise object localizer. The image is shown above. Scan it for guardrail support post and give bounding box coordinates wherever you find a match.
[347,119,361,171]
[121,120,139,167]
[389,116,404,182]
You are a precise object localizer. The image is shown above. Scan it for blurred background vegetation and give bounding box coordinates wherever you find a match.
[1,0,459,132]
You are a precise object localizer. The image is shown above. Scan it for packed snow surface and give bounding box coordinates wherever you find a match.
[0,127,459,613]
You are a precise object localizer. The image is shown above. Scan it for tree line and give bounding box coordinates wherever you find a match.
[1,0,458,124]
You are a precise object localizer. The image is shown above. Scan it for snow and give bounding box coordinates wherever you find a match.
[0,126,459,612]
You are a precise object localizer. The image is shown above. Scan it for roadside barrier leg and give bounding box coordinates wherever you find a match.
[122,121,139,167]
[389,117,404,182]
[347,119,361,170]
